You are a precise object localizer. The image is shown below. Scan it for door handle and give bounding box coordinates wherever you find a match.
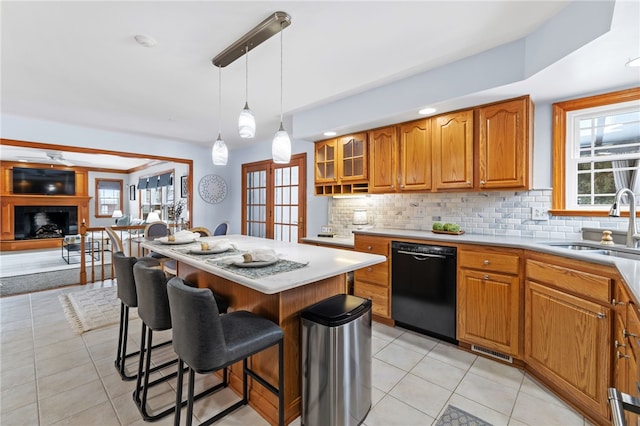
[396,250,446,259]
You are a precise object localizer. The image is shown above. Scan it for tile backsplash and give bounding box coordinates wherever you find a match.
[327,190,632,240]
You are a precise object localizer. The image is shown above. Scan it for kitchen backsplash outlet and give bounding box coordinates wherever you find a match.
[327,189,632,240]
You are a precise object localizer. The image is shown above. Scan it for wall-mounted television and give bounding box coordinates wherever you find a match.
[12,167,76,195]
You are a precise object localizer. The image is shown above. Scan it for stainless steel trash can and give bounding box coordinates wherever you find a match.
[301,294,372,426]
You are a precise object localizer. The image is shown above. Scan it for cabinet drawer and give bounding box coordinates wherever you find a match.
[354,262,388,286]
[526,259,611,303]
[354,281,389,318]
[459,249,520,274]
[355,235,389,256]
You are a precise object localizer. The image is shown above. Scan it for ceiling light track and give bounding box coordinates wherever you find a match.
[212,11,291,68]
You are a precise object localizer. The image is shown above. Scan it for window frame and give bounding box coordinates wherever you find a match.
[95,178,123,218]
[551,87,640,217]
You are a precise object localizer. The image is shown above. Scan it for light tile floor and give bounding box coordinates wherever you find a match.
[1,281,593,426]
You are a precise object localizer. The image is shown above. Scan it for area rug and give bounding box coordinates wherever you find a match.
[435,405,493,426]
[0,267,113,297]
[59,286,134,334]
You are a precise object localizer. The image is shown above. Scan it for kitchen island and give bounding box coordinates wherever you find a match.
[141,235,385,425]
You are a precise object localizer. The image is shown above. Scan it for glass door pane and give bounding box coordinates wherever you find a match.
[245,170,267,238]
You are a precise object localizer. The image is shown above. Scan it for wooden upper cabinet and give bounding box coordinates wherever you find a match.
[433,109,474,190]
[368,126,398,193]
[339,133,367,182]
[398,119,432,191]
[478,96,532,190]
[314,139,337,184]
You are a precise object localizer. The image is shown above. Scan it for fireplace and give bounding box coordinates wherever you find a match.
[14,206,78,240]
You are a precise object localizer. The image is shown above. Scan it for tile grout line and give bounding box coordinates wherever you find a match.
[29,293,43,426]
[80,325,127,426]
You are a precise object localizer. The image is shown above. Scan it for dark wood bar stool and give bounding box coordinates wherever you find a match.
[167,277,285,426]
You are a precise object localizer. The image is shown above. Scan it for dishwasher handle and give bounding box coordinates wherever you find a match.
[395,250,446,259]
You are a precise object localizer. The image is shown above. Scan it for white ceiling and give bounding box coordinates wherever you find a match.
[1,1,639,170]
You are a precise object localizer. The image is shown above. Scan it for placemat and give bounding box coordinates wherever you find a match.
[207,258,309,279]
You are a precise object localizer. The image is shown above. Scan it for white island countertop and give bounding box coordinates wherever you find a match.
[142,234,385,295]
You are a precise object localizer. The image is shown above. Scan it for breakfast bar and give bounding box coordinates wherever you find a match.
[141,234,386,425]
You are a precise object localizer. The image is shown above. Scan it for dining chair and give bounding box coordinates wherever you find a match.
[213,221,229,236]
[144,221,168,240]
[105,226,125,253]
[188,226,211,237]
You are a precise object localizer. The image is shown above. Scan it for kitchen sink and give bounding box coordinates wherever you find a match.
[541,241,640,261]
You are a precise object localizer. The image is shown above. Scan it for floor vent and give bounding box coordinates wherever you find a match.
[471,345,513,363]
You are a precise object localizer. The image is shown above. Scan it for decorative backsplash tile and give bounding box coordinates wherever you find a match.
[327,190,632,240]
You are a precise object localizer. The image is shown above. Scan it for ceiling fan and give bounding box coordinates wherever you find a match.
[16,151,80,167]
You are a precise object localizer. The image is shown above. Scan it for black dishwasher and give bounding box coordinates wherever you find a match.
[391,241,457,343]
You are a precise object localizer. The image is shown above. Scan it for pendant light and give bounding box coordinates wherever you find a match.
[272,22,291,164]
[238,45,256,138]
[212,65,228,166]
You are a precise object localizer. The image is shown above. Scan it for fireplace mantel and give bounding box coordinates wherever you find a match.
[1,195,92,251]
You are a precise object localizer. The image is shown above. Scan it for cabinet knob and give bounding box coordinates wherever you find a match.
[615,340,627,348]
[483,260,490,265]
[400,184,404,188]
[617,351,630,360]
[367,267,372,272]
[612,299,626,306]
[466,181,471,186]
[367,245,373,251]
[483,274,489,280]
[480,180,486,185]
[624,329,639,338]
[596,312,607,319]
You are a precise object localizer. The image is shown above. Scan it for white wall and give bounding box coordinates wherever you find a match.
[1,114,328,236]
[216,132,328,237]
[1,114,220,226]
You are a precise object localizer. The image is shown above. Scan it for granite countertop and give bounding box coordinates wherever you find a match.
[352,228,640,303]
[141,234,385,295]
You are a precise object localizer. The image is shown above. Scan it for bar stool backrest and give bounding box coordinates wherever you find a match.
[113,252,139,307]
[133,262,172,331]
[167,278,228,373]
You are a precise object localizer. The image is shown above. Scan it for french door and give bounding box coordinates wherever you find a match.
[241,153,306,242]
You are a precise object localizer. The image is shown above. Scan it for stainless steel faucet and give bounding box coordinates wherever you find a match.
[609,188,639,248]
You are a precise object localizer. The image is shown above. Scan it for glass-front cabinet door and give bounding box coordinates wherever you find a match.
[340,132,367,182]
[314,140,337,183]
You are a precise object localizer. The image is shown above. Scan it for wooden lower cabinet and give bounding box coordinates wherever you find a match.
[525,257,612,424]
[614,282,640,426]
[353,234,391,322]
[457,247,521,357]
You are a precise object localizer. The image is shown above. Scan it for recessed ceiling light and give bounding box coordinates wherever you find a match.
[134,34,157,48]
[418,107,437,115]
[626,57,640,67]
[324,131,337,137]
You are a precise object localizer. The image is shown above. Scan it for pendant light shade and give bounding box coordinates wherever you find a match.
[213,66,228,166]
[238,46,256,138]
[272,22,291,164]
[212,133,228,165]
[272,123,292,164]
[238,102,255,138]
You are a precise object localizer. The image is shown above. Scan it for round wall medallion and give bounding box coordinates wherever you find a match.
[198,174,227,204]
